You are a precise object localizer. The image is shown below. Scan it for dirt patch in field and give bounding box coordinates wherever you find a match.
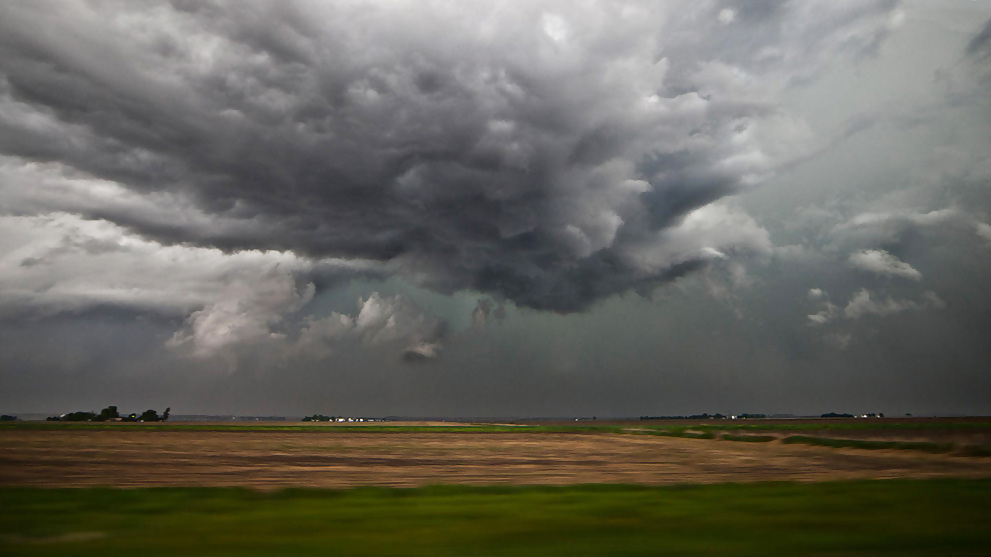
[1,429,989,489]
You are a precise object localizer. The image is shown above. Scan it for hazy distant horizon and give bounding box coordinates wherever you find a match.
[8,410,980,423]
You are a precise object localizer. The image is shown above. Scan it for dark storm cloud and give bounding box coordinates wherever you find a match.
[7,1,991,419]
[0,1,902,313]
[965,17,991,61]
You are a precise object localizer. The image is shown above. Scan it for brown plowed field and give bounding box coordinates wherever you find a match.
[2,426,989,489]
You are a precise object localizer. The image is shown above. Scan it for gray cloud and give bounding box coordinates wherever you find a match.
[5,1,991,418]
[0,0,901,313]
[965,17,991,61]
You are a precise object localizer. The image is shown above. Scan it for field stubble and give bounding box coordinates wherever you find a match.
[2,423,990,489]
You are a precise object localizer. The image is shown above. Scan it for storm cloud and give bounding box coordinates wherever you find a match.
[0,0,900,312]
[2,1,991,417]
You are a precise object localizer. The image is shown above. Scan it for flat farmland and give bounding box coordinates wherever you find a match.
[3,421,991,556]
[2,420,990,489]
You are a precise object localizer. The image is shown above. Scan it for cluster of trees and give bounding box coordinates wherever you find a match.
[47,405,170,422]
[302,414,337,422]
[1,414,18,422]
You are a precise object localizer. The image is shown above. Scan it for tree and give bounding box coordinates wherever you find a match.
[63,411,98,422]
[162,407,170,421]
[303,414,334,422]
[138,409,160,422]
[97,405,119,422]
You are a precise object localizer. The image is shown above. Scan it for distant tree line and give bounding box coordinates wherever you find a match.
[47,405,170,422]
[302,414,337,422]
[640,413,766,420]
[641,412,885,420]
[820,412,884,418]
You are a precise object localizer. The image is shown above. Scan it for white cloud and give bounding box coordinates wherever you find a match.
[848,249,922,280]
[843,288,945,319]
[824,208,967,252]
[977,222,991,244]
[0,211,416,366]
[168,274,314,358]
[808,302,839,325]
[296,292,445,361]
[808,287,946,325]
[0,212,331,317]
[626,202,772,272]
[169,289,447,364]
[541,13,569,43]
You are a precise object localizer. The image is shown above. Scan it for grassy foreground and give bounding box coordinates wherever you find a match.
[2,480,989,556]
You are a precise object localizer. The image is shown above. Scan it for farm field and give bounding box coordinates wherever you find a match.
[2,419,990,488]
[2,419,990,555]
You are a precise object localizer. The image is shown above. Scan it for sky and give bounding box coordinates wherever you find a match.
[1,0,990,418]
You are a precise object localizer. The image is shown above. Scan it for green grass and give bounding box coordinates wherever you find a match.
[781,435,954,453]
[722,434,777,443]
[1,480,989,556]
[687,421,991,434]
[681,430,716,439]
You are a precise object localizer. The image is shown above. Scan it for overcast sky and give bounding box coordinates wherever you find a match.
[2,0,990,417]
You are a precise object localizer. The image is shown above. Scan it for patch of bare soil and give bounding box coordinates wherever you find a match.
[1,429,988,489]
